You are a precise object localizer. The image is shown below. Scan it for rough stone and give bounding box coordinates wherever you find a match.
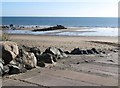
[82,50,88,54]
[44,47,67,59]
[64,51,70,54]
[91,48,100,54]
[86,49,94,54]
[38,53,54,64]
[71,48,82,55]
[44,47,61,56]
[1,41,19,64]
[23,52,37,69]
[0,59,4,76]
[37,61,45,67]
[8,65,20,74]
[2,65,10,75]
[30,47,41,58]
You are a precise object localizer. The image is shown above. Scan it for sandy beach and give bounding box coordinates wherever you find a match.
[1,1,119,87]
[2,31,119,87]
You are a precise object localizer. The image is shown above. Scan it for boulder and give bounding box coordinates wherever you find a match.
[0,58,4,76]
[0,67,2,76]
[71,48,82,55]
[8,65,20,74]
[1,41,19,64]
[44,47,67,59]
[2,65,10,75]
[37,53,54,64]
[86,49,94,54]
[18,46,24,58]
[64,51,70,54]
[30,47,41,58]
[91,48,100,54]
[82,50,88,54]
[37,61,45,67]
[9,59,27,73]
[0,60,3,76]
[44,47,61,56]
[58,48,68,58]
[33,25,67,31]
[23,52,37,69]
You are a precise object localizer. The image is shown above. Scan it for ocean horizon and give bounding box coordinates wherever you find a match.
[1,17,118,28]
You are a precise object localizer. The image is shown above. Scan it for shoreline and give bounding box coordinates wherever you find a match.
[3,27,118,37]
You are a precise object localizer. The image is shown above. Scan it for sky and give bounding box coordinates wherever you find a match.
[1,0,119,17]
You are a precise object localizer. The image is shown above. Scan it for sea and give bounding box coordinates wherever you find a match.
[1,17,119,36]
[2,17,118,27]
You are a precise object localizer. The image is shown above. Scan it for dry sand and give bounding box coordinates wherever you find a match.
[8,34,118,51]
[2,34,119,87]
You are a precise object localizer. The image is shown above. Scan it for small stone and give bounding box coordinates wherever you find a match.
[8,65,20,74]
[107,60,114,62]
[3,65,10,75]
[37,61,45,67]
[113,50,118,52]
[91,48,100,54]
[84,60,89,63]
[71,48,82,55]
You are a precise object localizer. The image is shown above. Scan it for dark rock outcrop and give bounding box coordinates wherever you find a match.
[37,53,54,64]
[71,48,100,55]
[71,48,82,55]
[33,25,67,32]
[91,48,100,54]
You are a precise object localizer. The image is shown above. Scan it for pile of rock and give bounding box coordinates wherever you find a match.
[0,41,67,76]
[33,25,67,31]
[2,24,16,30]
[65,48,100,55]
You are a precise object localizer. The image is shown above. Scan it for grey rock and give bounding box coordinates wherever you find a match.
[86,49,94,54]
[1,41,19,65]
[3,65,10,75]
[44,47,67,59]
[8,65,20,74]
[37,61,45,67]
[0,58,4,76]
[113,49,118,52]
[58,48,68,58]
[107,60,114,62]
[0,68,2,76]
[23,52,37,69]
[38,53,54,64]
[64,51,70,54]
[82,50,88,54]
[91,48,100,54]
[30,47,41,58]
[44,47,61,56]
[0,58,4,65]
[71,48,82,55]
